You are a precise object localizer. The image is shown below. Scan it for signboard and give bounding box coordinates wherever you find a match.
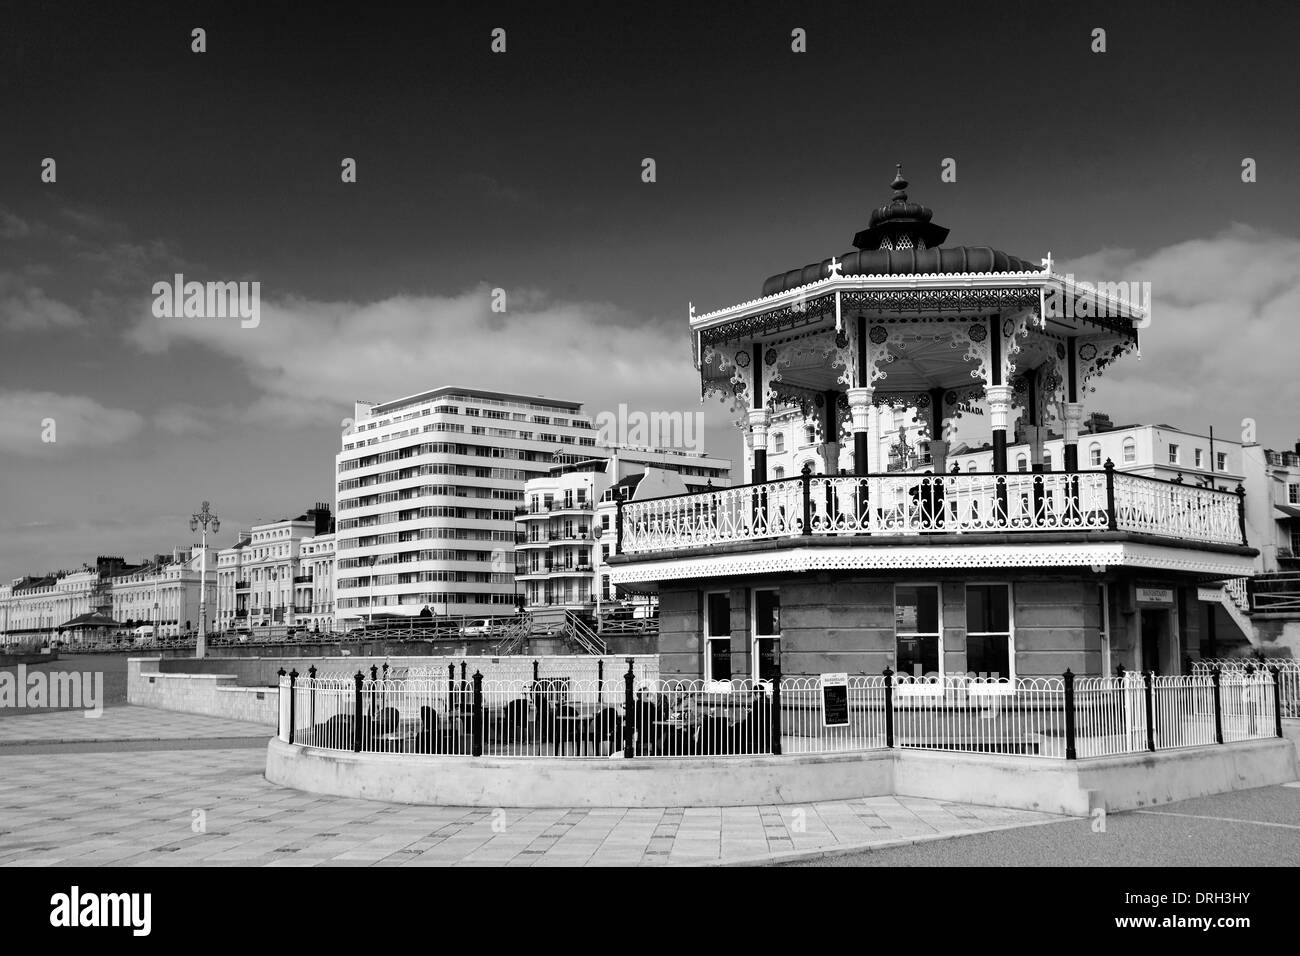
[1136,588,1174,605]
[820,672,849,727]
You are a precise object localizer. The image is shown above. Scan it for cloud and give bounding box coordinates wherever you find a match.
[0,208,30,240]
[0,390,145,454]
[0,272,84,331]
[1060,225,1300,436]
[126,286,701,429]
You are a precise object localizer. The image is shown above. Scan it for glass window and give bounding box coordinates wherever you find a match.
[966,462,976,473]
[805,426,816,446]
[1216,452,1227,471]
[1123,439,1137,464]
[1089,443,1102,467]
[755,590,781,636]
[1195,449,1204,468]
[705,592,731,681]
[772,433,785,454]
[1043,451,1052,472]
[1168,444,1179,464]
[773,466,785,479]
[966,584,1013,679]
[895,585,941,679]
[1016,454,1028,472]
[1290,484,1300,506]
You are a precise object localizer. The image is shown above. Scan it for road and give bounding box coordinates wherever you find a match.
[784,784,1300,866]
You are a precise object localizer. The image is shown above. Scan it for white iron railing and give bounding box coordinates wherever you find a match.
[619,469,1244,555]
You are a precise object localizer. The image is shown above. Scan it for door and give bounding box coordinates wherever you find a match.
[1140,609,1169,675]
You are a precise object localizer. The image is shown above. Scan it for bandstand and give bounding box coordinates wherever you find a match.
[609,168,1257,682]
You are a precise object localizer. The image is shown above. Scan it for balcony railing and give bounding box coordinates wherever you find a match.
[617,467,1246,555]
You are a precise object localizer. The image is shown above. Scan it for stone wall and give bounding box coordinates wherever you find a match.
[127,657,278,725]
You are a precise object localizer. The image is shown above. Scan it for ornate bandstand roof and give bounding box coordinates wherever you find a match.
[762,166,1039,295]
[691,166,1147,432]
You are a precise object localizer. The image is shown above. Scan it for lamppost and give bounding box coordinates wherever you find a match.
[189,501,220,658]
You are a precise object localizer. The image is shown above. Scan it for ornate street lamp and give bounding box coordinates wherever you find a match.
[189,501,220,658]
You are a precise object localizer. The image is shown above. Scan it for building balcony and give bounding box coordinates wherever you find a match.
[548,500,593,514]
[233,609,248,618]
[293,575,313,584]
[610,469,1255,580]
[235,581,250,590]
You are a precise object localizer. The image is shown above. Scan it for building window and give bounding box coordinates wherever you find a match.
[773,466,785,479]
[705,592,732,682]
[1016,454,1028,472]
[1043,451,1052,472]
[772,433,785,454]
[1290,484,1300,506]
[1168,443,1179,465]
[966,584,1013,680]
[802,460,816,475]
[753,589,781,682]
[805,426,816,446]
[966,462,976,473]
[1195,449,1204,468]
[1089,443,1102,467]
[1216,452,1227,471]
[895,585,941,680]
[1123,439,1137,464]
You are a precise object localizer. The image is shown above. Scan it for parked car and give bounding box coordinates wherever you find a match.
[459,618,494,637]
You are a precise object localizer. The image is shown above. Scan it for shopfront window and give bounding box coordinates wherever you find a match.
[966,584,1013,679]
[705,592,731,681]
[895,585,941,679]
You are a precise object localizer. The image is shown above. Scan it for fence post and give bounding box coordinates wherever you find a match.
[770,671,782,756]
[883,667,895,748]
[448,662,455,711]
[288,669,298,745]
[277,668,286,739]
[1236,484,1248,546]
[1211,666,1224,744]
[623,658,635,758]
[533,659,540,683]
[472,671,484,757]
[1104,459,1118,531]
[353,670,364,753]
[615,498,625,554]
[308,665,317,734]
[801,461,813,536]
[1272,665,1284,738]
[1143,669,1156,752]
[1063,668,1077,760]
[597,659,604,703]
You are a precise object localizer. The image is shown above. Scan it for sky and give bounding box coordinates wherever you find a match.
[2,0,1299,577]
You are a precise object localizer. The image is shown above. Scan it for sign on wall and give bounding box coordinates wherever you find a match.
[1136,588,1174,605]
[820,672,849,727]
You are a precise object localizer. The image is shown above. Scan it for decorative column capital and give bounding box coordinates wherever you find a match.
[985,384,1014,432]
[846,387,873,431]
[747,407,770,447]
[1063,401,1084,443]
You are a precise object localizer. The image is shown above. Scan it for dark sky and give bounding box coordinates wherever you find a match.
[2,0,1299,575]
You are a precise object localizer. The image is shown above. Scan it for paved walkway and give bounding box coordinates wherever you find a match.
[0,706,1070,866]
[0,705,273,744]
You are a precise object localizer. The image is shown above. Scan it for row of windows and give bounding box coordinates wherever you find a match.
[338,571,512,588]
[338,463,528,492]
[702,584,1017,682]
[337,550,497,570]
[337,592,515,609]
[340,486,524,511]
[337,528,516,550]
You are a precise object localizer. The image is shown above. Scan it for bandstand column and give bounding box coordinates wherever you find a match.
[820,389,840,475]
[748,408,770,484]
[926,387,948,474]
[1062,401,1084,471]
[847,387,873,475]
[987,385,1014,473]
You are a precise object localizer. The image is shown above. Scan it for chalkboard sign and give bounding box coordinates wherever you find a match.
[820,673,849,727]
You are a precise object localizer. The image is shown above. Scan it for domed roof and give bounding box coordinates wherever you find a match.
[761,165,1041,296]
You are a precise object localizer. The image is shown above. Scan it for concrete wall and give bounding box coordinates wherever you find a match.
[128,658,278,725]
[267,737,1297,814]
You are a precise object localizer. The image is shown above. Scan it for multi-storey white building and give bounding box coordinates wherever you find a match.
[0,568,101,643]
[297,532,336,631]
[334,387,607,622]
[108,547,215,637]
[213,504,332,632]
[516,447,730,615]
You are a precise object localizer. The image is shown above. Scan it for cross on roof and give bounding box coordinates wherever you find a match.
[827,256,843,279]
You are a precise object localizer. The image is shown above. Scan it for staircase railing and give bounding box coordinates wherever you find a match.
[564,610,607,655]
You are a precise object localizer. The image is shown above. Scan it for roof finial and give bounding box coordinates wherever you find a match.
[891,163,909,200]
